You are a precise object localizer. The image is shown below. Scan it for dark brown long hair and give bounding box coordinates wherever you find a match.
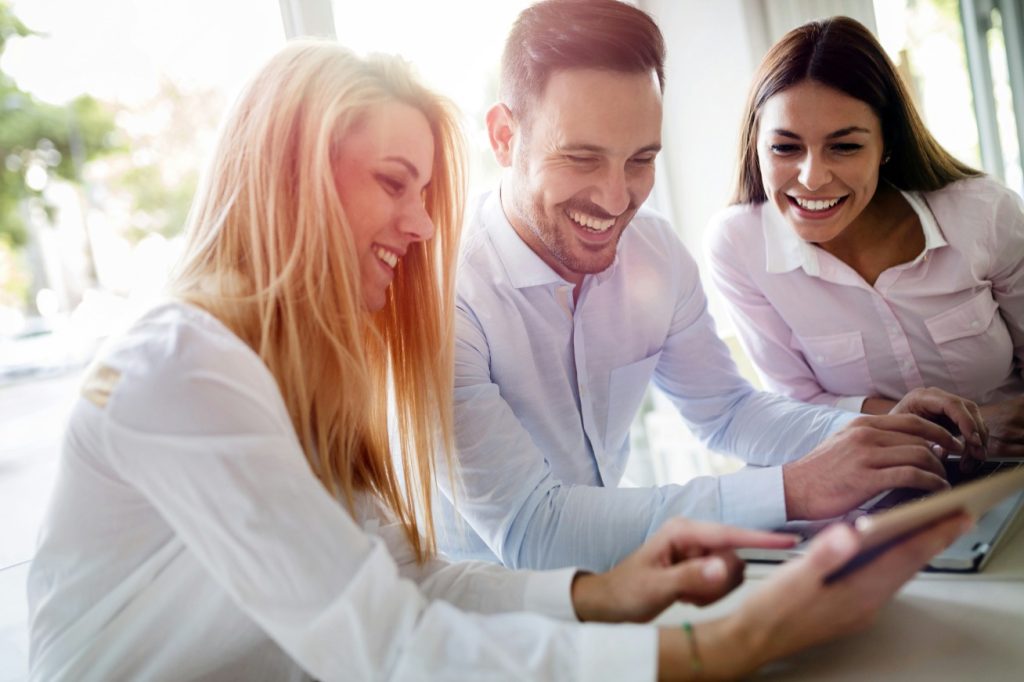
[732,16,980,204]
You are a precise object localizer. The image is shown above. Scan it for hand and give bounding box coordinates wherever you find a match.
[725,513,972,673]
[784,413,965,519]
[980,396,1024,458]
[890,387,988,465]
[654,514,971,680]
[571,518,798,623]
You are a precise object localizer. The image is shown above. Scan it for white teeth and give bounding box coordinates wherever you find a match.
[793,196,842,211]
[374,246,398,268]
[567,210,615,232]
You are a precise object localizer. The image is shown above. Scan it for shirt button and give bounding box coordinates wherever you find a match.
[970,321,980,329]
[816,355,825,363]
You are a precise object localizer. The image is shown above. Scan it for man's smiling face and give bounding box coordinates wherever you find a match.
[498,68,662,286]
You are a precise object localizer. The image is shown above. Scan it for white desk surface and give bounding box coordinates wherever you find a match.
[657,516,1024,681]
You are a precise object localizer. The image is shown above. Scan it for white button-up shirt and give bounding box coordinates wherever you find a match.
[442,191,852,571]
[28,302,654,681]
[706,176,1024,411]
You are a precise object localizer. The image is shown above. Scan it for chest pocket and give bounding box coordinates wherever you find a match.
[606,351,662,453]
[925,289,1011,396]
[925,290,998,344]
[790,330,871,396]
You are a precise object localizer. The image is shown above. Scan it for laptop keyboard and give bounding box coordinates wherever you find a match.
[867,458,1023,512]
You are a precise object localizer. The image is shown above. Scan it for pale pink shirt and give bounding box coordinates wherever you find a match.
[706,176,1024,412]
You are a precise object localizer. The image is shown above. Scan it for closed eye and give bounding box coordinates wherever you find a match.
[770,143,801,154]
[832,143,863,153]
[376,174,405,196]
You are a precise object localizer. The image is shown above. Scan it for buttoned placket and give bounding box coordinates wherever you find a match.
[815,250,926,393]
[563,278,607,486]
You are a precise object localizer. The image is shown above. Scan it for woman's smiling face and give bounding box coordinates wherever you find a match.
[757,79,887,245]
[332,100,436,311]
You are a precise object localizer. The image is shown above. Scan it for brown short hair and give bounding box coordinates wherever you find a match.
[733,16,980,204]
[500,0,665,120]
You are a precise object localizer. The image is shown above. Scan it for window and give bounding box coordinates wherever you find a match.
[875,0,1024,196]
[0,0,283,568]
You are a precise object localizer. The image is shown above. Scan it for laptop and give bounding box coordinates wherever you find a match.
[739,457,1024,572]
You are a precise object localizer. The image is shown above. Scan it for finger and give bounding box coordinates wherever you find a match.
[910,390,985,451]
[666,553,745,606]
[660,519,801,555]
[855,427,950,464]
[873,461,951,493]
[989,438,1024,459]
[865,443,948,479]
[964,401,989,460]
[866,413,963,453]
[798,523,862,579]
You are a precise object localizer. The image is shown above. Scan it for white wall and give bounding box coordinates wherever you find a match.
[640,0,768,252]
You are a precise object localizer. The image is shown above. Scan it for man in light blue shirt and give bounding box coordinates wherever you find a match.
[440,0,986,571]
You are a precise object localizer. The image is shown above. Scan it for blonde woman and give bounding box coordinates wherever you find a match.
[27,41,968,681]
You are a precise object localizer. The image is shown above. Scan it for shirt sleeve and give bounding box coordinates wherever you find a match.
[449,297,826,573]
[987,185,1024,370]
[100,324,656,682]
[705,211,868,411]
[648,233,855,482]
[368,509,580,621]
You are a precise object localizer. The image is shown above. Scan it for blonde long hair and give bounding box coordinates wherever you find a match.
[171,41,464,562]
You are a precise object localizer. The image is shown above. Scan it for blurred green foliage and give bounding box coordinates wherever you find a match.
[0,2,119,248]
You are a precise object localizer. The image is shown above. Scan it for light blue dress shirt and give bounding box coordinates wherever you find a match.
[440,191,854,571]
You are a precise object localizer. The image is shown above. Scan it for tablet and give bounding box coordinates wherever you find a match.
[854,464,1024,551]
[825,464,1024,582]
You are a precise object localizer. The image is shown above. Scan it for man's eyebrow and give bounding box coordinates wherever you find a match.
[768,127,871,139]
[383,155,420,179]
[558,143,662,155]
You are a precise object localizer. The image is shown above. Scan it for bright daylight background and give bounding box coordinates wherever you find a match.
[0,0,1021,627]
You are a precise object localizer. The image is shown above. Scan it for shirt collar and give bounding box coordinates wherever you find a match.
[483,187,618,290]
[762,188,949,276]
[762,201,817,275]
[902,190,948,252]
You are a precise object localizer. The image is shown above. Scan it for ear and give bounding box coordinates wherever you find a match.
[486,103,517,168]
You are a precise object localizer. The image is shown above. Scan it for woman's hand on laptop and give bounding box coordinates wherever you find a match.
[890,387,988,466]
[570,519,798,623]
[979,395,1024,459]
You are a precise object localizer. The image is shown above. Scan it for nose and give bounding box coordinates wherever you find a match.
[401,201,436,242]
[595,165,631,216]
[798,151,832,191]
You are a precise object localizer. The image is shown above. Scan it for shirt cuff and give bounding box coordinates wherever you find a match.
[718,465,786,529]
[835,394,868,413]
[578,623,657,682]
[522,566,579,621]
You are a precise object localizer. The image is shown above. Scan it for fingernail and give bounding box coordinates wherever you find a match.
[970,433,982,445]
[930,443,944,457]
[828,527,858,555]
[702,557,726,581]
